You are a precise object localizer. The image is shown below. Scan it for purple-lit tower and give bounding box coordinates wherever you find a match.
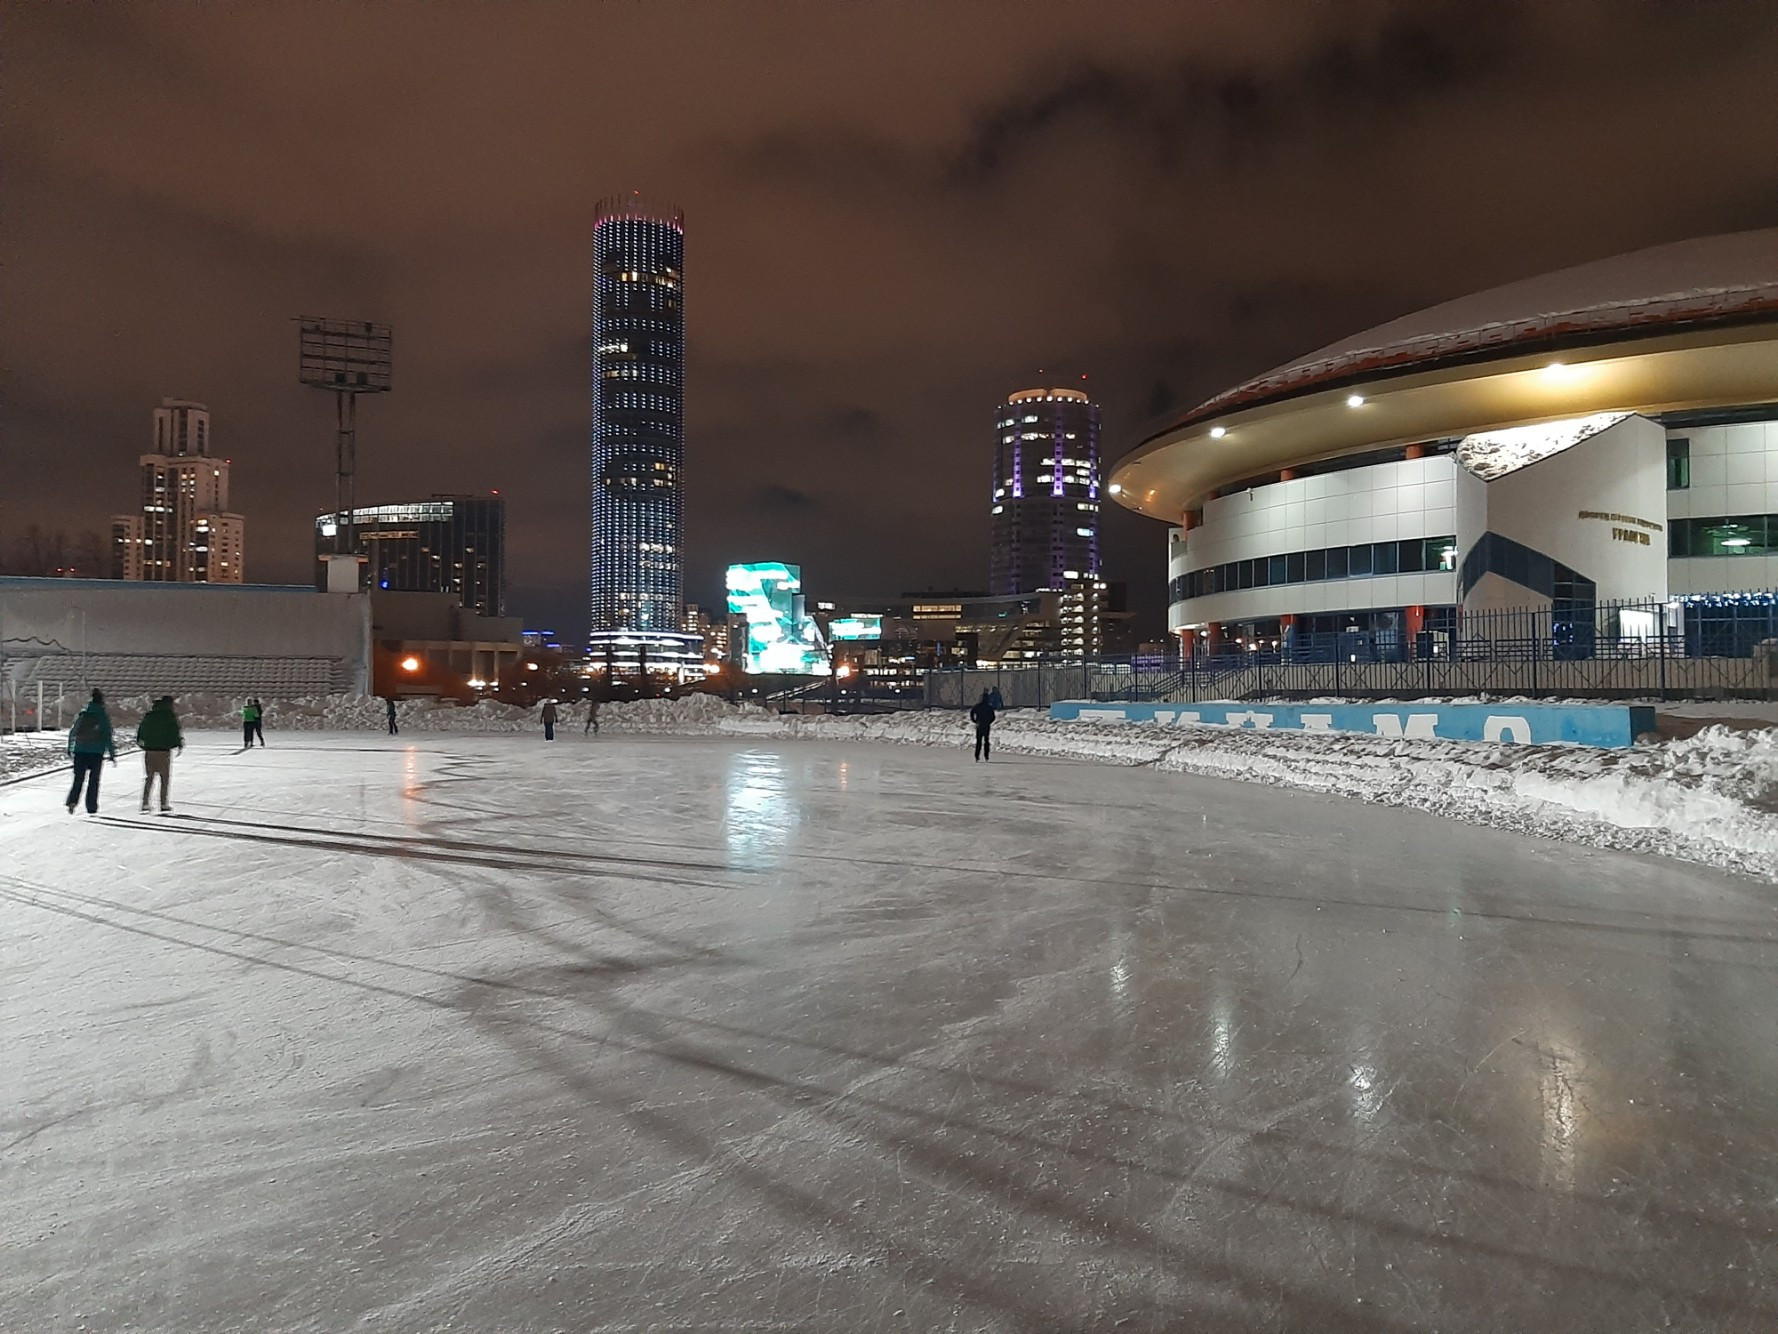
[989,387,1101,596]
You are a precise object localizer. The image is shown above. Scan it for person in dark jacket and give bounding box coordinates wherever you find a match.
[968,690,997,762]
[136,696,184,813]
[247,697,266,747]
[540,698,558,741]
[987,686,1005,711]
[386,697,399,735]
[65,690,117,814]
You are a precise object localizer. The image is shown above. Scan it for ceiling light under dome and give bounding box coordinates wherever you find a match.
[1107,482,1122,494]
[1456,411,1633,481]
[1345,393,1366,407]
[1209,426,1227,439]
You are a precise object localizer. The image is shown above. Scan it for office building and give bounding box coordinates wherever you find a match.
[1110,228,1778,658]
[314,495,506,619]
[588,194,699,671]
[112,398,245,584]
[990,388,1102,596]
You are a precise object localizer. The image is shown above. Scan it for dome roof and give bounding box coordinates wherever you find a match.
[1186,227,1778,424]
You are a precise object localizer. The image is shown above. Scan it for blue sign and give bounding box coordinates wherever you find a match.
[1048,700,1655,749]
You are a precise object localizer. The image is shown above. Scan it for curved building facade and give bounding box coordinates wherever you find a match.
[589,195,696,666]
[990,388,1101,595]
[1108,228,1778,655]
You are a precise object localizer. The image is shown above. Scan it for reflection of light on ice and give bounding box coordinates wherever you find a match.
[1209,993,1234,1079]
[724,751,793,864]
[1537,1040,1582,1191]
[1348,1063,1384,1123]
[401,747,422,824]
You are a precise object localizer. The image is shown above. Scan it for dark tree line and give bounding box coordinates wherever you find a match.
[0,525,109,578]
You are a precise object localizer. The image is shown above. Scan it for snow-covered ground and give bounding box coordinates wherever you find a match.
[9,692,1776,878]
[2,731,1775,1331]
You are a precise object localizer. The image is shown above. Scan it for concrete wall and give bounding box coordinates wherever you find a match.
[0,578,371,689]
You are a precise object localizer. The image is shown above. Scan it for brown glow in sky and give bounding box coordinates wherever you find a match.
[5,1,1777,636]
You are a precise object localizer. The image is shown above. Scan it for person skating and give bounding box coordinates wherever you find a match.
[65,690,117,814]
[136,695,184,812]
[247,697,266,747]
[540,698,558,741]
[583,699,600,736]
[240,698,261,750]
[386,697,399,735]
[968,689,997,762]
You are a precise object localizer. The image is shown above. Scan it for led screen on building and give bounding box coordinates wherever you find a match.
[828,615,882,640]
[725,562,829,674]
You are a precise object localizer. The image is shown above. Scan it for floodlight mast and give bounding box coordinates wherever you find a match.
[297,318,393,580]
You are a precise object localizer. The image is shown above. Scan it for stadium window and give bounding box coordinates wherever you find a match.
[1667,438,1690,490]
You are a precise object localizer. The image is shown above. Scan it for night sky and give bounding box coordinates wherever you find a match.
[6,1,1777,640]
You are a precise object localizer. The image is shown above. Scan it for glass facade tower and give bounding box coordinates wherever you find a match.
[314,495,506,619]
[588,194,697,668]
[990,388,1101,596]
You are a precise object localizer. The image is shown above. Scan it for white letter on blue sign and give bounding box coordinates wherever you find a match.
[1484,715,1532,744]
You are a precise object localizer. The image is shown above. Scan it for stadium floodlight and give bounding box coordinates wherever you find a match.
[298,318,393,577]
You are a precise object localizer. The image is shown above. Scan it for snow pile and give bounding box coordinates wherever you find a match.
[0,733,70,784]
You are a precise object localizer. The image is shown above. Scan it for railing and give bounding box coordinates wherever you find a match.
[925,595,1778,705]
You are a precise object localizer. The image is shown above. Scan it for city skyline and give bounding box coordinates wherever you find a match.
[7,3,1778,640]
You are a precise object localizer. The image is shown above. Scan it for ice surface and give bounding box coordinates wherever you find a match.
[3,731,1777,1331]
[10,693,1776,876]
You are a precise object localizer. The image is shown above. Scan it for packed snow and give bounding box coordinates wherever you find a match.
[6,691,1774,878]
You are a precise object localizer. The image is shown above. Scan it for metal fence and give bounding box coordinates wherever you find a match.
[926,594,1778,705]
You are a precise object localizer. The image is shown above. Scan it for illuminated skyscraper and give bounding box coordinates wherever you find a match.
[588,194,698,670]
[989,387,1101,596]
[111,398,245,583]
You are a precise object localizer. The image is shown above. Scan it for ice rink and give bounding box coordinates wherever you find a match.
[3,731,1776,1331]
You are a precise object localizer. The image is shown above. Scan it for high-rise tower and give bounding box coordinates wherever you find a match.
[587,194,698,671]
[112,398,246,583]
[989,387,1101,596]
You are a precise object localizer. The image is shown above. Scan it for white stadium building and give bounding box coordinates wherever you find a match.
[1111,228,1778,661]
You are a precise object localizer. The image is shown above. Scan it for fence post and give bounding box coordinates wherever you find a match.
[1657,602,1668,703]
[1530,609,1540,699]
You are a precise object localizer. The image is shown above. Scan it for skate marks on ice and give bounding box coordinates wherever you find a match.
[98,809,741,885]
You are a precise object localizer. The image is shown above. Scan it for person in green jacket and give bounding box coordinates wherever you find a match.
[241,699,261,750]
[136,696,184,813]
[65,689,116,815]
